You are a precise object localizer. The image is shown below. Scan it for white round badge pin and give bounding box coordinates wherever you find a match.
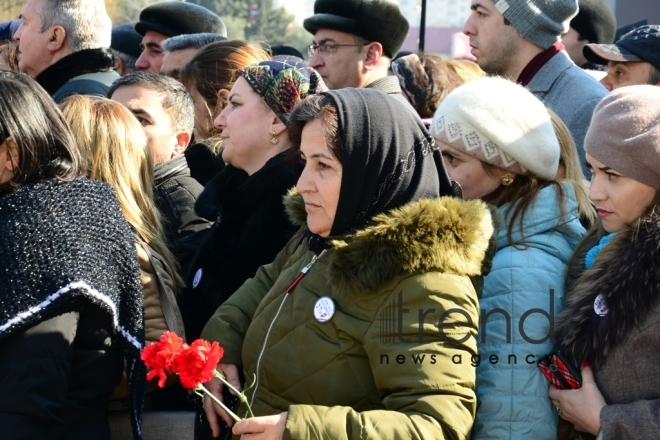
[594,293,608,316]
[314,296,335,323]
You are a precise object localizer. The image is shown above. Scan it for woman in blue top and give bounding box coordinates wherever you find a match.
[430,77,587,439]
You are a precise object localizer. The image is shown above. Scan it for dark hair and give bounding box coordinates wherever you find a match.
[480,162,566,249]
[107,71,194,134]
[416,53,465,118]
[648,66,660,86]
[0,70,79,194]
[288,94,342,164]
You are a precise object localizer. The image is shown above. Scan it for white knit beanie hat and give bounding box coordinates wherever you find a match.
[429,77,559,181]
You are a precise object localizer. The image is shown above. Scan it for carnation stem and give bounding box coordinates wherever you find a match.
[214,371,256,419]
[197,384,243,423]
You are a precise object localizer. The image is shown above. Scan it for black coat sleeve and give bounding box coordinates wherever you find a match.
[0,312,79,439]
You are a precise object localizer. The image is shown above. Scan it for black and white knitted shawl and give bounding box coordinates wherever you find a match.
[0,178,145,439]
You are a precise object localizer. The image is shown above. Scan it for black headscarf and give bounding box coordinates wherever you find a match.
[326,88,458,237]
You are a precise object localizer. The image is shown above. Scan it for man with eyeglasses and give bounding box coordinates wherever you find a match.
[303,0,414,112]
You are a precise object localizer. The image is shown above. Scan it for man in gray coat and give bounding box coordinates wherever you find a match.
[464,0,607,175]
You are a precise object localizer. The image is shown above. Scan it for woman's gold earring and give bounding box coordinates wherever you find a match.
[270,132,279,145]
[501,174,514,186]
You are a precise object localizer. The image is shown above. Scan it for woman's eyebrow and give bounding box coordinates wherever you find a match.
[309,152,334,160]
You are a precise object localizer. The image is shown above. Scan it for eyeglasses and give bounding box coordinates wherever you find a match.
[307,42,370,58]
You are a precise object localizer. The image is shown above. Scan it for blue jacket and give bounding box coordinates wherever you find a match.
[472,183,586,440]
[528,51,607,176]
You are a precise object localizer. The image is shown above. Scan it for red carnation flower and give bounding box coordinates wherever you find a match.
[171,340,224,389]
[140,331,185,388]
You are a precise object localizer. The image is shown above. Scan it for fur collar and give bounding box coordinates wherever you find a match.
[284,190,496,296]
[557,211,660,369]
[35,48,115,96]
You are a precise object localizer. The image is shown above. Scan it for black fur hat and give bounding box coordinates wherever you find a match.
[303,0,409,58]
[135,1,227,38]
[571,0,616,44]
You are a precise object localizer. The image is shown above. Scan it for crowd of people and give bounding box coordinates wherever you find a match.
[0,0,659,439]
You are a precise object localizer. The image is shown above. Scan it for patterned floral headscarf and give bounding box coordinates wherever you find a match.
[240,60,327,125]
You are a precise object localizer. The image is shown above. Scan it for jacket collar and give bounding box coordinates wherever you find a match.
[557,210,660,369]
[365,76,402,95]
[284,190,496,296]
[365,76,417,114]
[35,48,115,96]
[496,182,584,250]
[154,153,191,186]
[526,51,573,94]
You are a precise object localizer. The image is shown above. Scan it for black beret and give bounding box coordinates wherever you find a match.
[111,23,143,58]
[571,0,616,44]
[135,1,227,38]
[303,0,409,58]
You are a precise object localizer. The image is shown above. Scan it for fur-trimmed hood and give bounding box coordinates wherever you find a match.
[557,210,660,369]
[284,189,497,296]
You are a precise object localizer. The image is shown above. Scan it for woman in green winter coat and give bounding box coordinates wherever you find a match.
[201,88,496,440]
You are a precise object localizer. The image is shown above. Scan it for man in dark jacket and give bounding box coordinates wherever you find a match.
[303,0,415,112]
[109,72,211,268]
[14,0,119,102]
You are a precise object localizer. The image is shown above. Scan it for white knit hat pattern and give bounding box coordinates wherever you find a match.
[430,77,560,181]
[433,114,528,175]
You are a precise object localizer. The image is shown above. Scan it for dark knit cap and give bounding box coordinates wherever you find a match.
[303,0,409,58]
[135,1,227,38]
[584,25,660,70]
[570,0,616,44]
[111,24,142,58]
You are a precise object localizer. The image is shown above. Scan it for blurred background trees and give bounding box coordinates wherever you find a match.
[0,0,22,20]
